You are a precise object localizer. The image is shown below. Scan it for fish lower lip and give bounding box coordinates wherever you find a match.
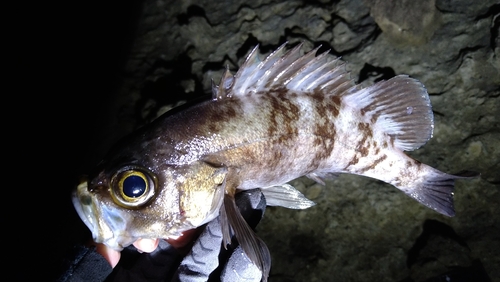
[72,181,99,240]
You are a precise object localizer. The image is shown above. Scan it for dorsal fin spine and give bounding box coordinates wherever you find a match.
[211,78,218,100]
[232,45,260,96]
[214,66,234,100]
[252,43,289,91]
[313,60,347,90]
[285,48,328,91]
[281,46,323,90]
[299,53,335,90]
[266,44,304,87]
[273,44,317,86]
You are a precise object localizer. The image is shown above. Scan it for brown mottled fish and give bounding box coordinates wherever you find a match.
[72,43,478,281]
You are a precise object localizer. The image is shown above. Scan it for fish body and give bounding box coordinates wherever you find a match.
[73,43,477,281]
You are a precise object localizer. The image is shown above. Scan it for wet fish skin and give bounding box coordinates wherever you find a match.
[72,42,478,282]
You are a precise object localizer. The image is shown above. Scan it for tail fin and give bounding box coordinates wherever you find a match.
[404,170,479,217]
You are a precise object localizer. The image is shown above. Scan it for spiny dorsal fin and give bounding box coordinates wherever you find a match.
[343,75,434,151]
[212,42,355,100]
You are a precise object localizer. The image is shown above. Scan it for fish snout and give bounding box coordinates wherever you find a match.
[72,179,135,250]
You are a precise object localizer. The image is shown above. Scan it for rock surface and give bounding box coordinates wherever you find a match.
[97,0,499,281]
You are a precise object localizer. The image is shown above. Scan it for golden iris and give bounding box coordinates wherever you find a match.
[111,167,156,208]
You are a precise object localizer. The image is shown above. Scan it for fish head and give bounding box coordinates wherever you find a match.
[72,145,228,251]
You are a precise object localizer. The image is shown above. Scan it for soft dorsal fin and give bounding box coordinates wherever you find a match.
[212,42,355,100]
[343,75,434,151]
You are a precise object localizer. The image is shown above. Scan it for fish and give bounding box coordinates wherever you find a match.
[72,42,478,281]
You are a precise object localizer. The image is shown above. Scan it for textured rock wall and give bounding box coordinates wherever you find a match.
[103,0,499,281]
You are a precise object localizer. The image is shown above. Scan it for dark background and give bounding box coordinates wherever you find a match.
[13,1,145,280]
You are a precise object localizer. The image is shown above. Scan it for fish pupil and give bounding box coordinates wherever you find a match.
[123,175,146,198]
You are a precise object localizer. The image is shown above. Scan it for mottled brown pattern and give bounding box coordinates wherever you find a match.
[310,130,337,171]
[360,102,375,116]
[407,159,422,170]
[370,112,381,124]
[344,121,383,170]
[309,92,339,170]
[346,154,359,167]
[382,141,389,148]
[355,122,373,156]
[358,154,388,173]
[357,122,373,137]
[266,88,300,140]
[358,146,369,157]
[240,88,302,174]
[312,118,330,145]
[311,93,329,145]
[267,142,288,174]
[330,95,342,118]
[205,99,241,132]
[393,177,401,186]
[389,135,396,147]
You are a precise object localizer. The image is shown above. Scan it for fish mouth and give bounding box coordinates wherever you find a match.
[72,179,135,250]
[72,181,100,239]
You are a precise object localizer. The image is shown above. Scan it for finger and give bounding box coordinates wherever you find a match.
[133,238,159,253]
[174,218,224,280]
[221,245,262,282]
[166,228,199,249]
[94,242,121,268]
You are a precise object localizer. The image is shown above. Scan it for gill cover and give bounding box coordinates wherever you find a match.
[177,161,228,228]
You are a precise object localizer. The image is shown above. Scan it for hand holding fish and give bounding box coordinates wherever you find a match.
[93,238,159,268]
[68,189,266,281]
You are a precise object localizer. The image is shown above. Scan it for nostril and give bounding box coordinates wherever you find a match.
[80,194,93,206]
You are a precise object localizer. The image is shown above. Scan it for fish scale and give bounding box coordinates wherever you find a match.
[73,42,479,282]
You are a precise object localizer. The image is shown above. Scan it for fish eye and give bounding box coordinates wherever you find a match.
[122,173,147,198]
[111,167,157,208]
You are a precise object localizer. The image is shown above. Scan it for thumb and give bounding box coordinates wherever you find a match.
[94,242,121,268]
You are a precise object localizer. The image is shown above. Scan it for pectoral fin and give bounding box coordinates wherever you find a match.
[220,194,271,282]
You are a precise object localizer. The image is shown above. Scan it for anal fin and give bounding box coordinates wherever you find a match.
[262,183,315,209]
[306,172,339,185]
